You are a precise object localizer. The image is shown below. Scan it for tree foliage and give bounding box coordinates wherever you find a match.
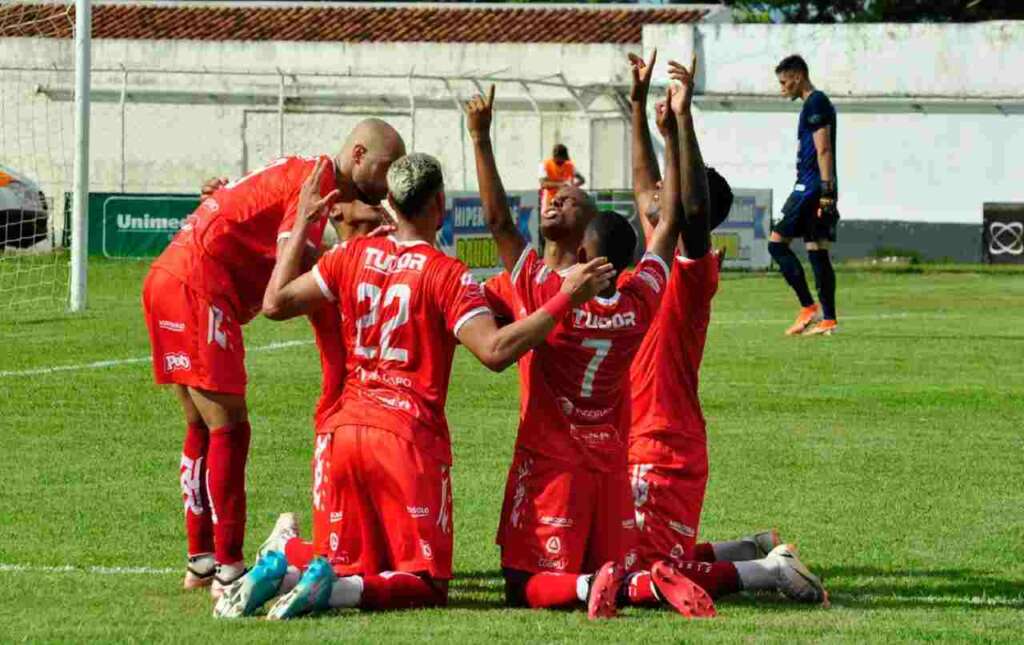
[725,0,1024,23]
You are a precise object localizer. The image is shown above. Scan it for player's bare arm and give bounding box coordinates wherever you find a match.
[645,94,683,265]
[813,126,837,218]
[263,159,340,320]
[668,55,712,260]
[468,84,527,273]
[458,256,615,372]
[628,49,661,239]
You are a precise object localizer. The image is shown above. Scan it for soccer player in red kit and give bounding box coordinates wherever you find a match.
[618,51,828,608]
[469,71,714,620]
[214,152,615,619]
[141,118,405,597]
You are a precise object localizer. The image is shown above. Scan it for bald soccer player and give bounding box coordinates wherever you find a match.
[141,119,405,597]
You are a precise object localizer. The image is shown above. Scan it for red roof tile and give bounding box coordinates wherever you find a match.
[0,3,707,43]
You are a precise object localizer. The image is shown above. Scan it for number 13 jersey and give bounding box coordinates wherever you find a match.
[510,248,668,472]
[313,236,491,466]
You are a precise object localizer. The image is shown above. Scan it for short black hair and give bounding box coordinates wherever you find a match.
[775,54,809,76]
[587,210,637,274]
[552,144,569,160]
[706,166,734,231]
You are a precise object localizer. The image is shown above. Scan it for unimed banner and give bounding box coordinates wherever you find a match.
[983,203,1024,264]
[66,193,199,258]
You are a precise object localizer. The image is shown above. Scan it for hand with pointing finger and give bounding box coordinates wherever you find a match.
[466,84,496,141]
[628,49,657,104]
[667,53,698,116]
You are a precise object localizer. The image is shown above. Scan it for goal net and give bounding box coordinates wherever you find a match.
[0,1,76,318]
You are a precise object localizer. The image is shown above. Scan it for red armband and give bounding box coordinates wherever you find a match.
[540,291,572,321]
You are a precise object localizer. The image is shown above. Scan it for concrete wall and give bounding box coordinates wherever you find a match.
[645,22,1024,229]
[3,21,1022,260]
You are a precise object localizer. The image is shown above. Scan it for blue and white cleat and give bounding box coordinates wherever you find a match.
[213,550,288,618]
[266,557,335,620]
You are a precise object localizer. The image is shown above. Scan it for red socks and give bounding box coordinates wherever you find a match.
[523,572,582,609]
[621,571,660,607]
[361,572,446,610]
[284,537,315,570]
[691,542,717,562]
[207,421,251,564]
[180,422,213,556]
[674,561,740,599]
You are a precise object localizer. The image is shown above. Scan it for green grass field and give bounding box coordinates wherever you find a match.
[2,260,1023,642]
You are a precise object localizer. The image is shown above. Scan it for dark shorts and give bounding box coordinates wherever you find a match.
[774,189,839,242]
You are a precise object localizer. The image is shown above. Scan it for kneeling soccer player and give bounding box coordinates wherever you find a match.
[214,152,615,619]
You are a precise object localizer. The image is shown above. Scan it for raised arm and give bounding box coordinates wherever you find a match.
[668,55,712,260]
[458,257,614,372]
[628,50,661,241]
[644,94,682,265]
[263,158,339,320]
[468,85,527,273]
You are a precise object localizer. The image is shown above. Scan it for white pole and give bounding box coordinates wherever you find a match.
[69,0,91,313]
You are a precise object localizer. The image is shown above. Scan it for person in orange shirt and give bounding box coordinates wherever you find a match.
[539,144,586,214]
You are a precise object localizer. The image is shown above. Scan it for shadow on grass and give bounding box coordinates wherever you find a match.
[814,565,1024,610]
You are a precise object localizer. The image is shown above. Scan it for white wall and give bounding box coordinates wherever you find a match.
[645,22,1024,224]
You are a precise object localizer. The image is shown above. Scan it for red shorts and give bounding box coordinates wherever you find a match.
[311,433,335,557]
[497,449,636,575]
[141,267,246,395]
[628,436,708,570]
[326,425,453,580]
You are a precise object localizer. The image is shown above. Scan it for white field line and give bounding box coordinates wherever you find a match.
[0,563,1021,608]
[0,563,176,575]
[0,339,313,378]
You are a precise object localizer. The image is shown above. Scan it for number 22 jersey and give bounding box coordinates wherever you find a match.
[509,248,669,472]
[312,236,491,466]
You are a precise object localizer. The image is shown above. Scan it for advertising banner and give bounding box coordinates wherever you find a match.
[983,203,1024,264]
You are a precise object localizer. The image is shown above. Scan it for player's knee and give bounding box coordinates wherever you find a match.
[502,568,532,608]
[768,240,793,260]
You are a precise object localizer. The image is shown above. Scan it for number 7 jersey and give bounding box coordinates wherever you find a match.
[509,248,669,472]
[312,236,491,467]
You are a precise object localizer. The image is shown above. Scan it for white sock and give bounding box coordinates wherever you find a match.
[278,566,301,595]
[711,538,759,562]
[215,561,246,582]
[329,575,365,609]
[734,558,779,592]
[576,575,592,603]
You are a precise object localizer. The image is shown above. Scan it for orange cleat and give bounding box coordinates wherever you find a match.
[650,561,717,618]
[805,319,838,336]
[785,304,820,336]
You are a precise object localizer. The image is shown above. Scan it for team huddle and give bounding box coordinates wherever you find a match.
[142,52,830,621]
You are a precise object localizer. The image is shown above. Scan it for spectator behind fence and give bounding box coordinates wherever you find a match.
[538,144,585,214]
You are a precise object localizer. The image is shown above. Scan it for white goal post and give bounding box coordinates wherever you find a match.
[69,0,90,312]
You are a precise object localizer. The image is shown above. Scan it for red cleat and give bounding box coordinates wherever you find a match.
[650,561,717,618]
[587,561,624,620]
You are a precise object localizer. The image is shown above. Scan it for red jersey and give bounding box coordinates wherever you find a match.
[510,248,668,472]
[628,253,720,460]
[309,299,346,432]
[313,236,491,465]
[153,155,333,324]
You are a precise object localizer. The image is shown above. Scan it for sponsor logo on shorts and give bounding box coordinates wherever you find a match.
[163,352,191,373]
[624,550,637,570]
[330,512,344,523]
[545,536,562,554]
[158,320,185,333]
[539,516,573,528]
[669,521,696,538]
[407,506,430,519]
[622,519,636,530]
[537,557,568,571]
[330,532,340,553]
[420,540,433,560]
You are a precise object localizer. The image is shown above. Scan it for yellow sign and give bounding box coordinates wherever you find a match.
[710,232,740,259]
[456,237,499,269]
